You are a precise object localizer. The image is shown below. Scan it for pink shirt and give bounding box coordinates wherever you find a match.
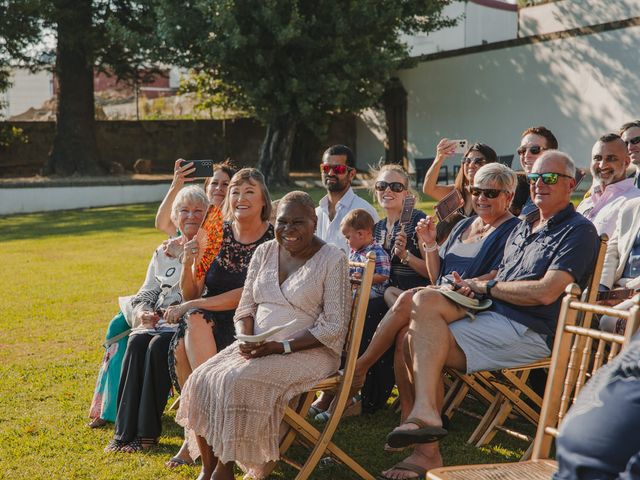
[577,177,640,237]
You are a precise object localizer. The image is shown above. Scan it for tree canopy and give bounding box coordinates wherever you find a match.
[1,0,159,175]
[155,0,455,183]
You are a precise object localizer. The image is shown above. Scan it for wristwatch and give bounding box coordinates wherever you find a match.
[400,252,410,265]
[486,280,498,298]
[281,340,292,354]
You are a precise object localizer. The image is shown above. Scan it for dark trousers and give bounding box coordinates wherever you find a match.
[359,297,395,413]
[114,331,173,442]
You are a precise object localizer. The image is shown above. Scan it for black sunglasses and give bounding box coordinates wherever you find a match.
[624,136,640,147]
[526,172,573,185]
[469,187,505,199]
[517,145,544,156]
[462,157,486,166]
[375,181,407,193]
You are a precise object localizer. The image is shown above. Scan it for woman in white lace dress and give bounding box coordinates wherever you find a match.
[176,191,351,480]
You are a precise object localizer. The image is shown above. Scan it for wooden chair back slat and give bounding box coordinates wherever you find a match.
[531,288,640,460]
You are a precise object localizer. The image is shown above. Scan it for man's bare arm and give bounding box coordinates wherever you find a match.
[466,270,575,306]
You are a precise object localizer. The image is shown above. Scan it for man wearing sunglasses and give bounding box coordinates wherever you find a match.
[315,145,379,253]
[620,120,640,188]
[517,126,558,217]
[576,134,640,237]
[380,151,599,477]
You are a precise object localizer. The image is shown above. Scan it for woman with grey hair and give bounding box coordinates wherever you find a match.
[100,185,209,452]
[352,163,521,429]
[420,162,519,285]
[88,186,209,430]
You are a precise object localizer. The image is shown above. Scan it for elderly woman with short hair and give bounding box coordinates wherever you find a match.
[176,191,351,480]
[103,185,209,453]
[353,163,521,423]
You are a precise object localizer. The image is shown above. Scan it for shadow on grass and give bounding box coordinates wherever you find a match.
[0,203,158,242]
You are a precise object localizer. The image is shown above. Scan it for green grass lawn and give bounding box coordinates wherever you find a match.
[0,189,535,479]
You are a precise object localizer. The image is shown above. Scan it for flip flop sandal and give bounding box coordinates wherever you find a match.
[165,456,195,468]
[376,461,427,480]
[383,442,412,453]
[104,438,128,453]
[87,417,107,429]
[386,417,448,449]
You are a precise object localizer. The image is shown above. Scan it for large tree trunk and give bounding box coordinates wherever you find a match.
[257,116,297,187]
[43,0,106,176]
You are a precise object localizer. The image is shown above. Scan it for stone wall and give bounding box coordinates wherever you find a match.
[0,115,357,177]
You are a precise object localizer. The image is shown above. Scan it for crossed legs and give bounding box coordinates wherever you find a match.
[380,288,467,479]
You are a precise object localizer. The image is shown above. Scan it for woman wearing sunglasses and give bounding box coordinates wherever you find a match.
[373,163,429,293]
[420,162,520,289]
[423,140,498,241]
[352,164,520,430]
[342,164,430,414]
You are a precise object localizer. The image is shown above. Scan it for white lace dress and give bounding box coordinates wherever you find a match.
[175,240,350,472]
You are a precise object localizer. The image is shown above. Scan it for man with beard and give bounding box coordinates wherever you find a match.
[577,133,640,237]
[315,145,379,253]
[620,120,640,188]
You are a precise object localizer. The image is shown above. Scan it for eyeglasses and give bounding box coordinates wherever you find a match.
[526,172,574,185]
[462,157,486,166]
[469,187,505,199]
[374,181,407,193]
[624,136,640,147]
[517,145,544,156]
[320,163,352,175]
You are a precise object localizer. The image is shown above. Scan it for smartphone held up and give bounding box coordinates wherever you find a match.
[179,159,215,178]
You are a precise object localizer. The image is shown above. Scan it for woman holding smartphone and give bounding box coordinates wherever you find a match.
[423,140,498,241]
[353,163,520,426]
[311,163,429,419]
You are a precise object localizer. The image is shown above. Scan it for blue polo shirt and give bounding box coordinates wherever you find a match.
[491,203,599,337]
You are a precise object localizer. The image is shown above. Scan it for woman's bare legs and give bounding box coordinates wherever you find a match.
[195,434,219,480]
[353,289,416,386]
[393,326,414,420]
[185,312,218,369]
[212,461,235,480]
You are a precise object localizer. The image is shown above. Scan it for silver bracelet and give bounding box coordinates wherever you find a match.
[422,242,438,253]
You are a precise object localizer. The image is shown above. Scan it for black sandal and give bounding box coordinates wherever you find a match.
[104,438,128,453]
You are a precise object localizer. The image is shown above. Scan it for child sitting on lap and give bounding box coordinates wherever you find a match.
[341,209,390,298]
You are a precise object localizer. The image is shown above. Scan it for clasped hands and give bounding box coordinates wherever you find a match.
[238,341,282,359]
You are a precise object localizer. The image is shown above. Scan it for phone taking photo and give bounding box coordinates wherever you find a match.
[435,189,464,222]
[400,195,416,224]
[451,139,468,155]
[180,159,215,178]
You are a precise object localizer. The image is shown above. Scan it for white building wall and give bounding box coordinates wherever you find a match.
[403,1,517,57]
[519,0,640,37]
[396,24,640,172]
[0,183,171,215]
[2,69,53,118]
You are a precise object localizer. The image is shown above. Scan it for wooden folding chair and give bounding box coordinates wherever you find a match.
[427,284,640,480]
[279,251,376,480]
[464,233,609,453]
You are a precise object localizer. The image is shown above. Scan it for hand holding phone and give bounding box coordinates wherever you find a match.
[451,139,468,155]
[179,159,215,178]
